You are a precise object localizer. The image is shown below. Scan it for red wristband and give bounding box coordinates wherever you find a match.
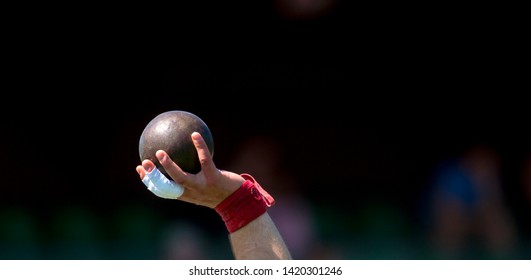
[215,174,275,233]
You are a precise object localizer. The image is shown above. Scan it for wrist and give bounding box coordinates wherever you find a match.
[214,174,275,233]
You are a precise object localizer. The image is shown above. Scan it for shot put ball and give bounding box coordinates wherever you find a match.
[138,110,214,175]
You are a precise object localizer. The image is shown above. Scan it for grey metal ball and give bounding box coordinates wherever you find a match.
[138,110,214,175]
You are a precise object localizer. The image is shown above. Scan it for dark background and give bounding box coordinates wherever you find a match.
[2,1,529,259]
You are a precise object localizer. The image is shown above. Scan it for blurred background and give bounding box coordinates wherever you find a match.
[2,0,528,259]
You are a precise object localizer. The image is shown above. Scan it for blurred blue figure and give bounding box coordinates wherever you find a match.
[421,144,518,259]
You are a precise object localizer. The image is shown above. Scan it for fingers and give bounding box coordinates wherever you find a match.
[136,165,145,180]
[191,132,217,176]
[137,132,215,186]
[136,159,155,180]
[156,150,188,185]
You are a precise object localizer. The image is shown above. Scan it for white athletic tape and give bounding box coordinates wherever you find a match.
[142,167,184,199]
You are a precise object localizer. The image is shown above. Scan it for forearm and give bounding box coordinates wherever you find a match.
[229,212,292,260]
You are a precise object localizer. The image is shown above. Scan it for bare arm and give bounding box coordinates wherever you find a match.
[136,132,291,260]
[230,212,292,259]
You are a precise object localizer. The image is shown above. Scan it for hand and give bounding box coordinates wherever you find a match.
[136,132,245,208]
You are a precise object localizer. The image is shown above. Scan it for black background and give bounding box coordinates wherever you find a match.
[2,1,529,259]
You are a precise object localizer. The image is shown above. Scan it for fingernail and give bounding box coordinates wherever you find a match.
[191,132,200,141]
[145,165,153,172]
[156,150,165,161]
